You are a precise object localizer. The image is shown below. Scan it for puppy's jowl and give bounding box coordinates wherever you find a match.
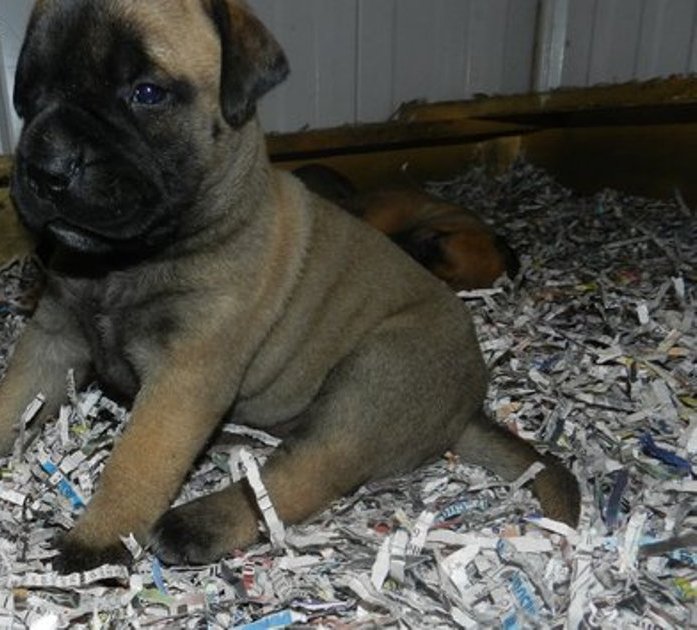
[0,0,580,571]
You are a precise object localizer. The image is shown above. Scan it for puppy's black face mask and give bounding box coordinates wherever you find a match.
[11,0,289,259]
[11,3,203,257]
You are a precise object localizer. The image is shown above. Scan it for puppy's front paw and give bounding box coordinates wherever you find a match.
[53,532,132,574]
[151,489,259,565]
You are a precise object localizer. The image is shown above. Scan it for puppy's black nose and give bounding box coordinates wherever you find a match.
[25,156,80,201]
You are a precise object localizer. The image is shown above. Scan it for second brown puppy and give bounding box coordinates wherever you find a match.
[294,164,519,290]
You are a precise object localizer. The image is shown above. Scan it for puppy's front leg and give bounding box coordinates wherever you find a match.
[0,293,90,455]
[151,334,451,565]
[55,339,237,572]
[153,423,373,565]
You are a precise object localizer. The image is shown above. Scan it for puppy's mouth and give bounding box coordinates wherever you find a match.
[45,219,117,255]
[43,216,173,256]
[12,154,176,255]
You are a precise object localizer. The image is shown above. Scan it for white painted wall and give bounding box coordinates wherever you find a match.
[561,0,697,86]
[251,0,539,131]
[1,0,697,151]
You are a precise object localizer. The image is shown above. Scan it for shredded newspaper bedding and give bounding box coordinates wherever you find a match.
[0,161,695,629]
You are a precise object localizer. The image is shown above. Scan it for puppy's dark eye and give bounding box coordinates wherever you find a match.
[131,83,168,106]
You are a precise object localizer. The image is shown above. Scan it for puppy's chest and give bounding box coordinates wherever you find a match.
[85,304,140,399]
[64,279,154,400]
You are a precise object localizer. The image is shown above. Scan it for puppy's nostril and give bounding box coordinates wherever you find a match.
[27,163,73,198]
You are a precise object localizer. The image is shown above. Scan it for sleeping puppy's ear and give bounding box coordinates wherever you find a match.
[391,226,446,268]
[206,0,290,127]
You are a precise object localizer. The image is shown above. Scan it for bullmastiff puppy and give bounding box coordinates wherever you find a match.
[0,0,580,572]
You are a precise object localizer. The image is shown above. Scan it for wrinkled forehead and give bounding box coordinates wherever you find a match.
[119,0,222,80]
[27,0,221,85]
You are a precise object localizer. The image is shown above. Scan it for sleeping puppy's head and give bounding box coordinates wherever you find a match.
[392,215,520,290]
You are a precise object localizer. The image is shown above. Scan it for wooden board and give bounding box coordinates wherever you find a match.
[2,77,696,267]
[266,118,533,161]
[271,78,697,205]
[396,76,697,123]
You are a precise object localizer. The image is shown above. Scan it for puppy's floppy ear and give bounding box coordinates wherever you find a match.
[206,0,289,127]
[391,226,446,268]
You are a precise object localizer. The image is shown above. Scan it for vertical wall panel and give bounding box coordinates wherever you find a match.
[428,1,472,103]
[404,0,472,104]
[461,0,538,97]
[356,0,396,122]
[250,0,358,131]
[502,0,539,94]
[0,2,33,150]
[534,0,570,91]
[562,0,697,89]
[690,5,697,72]
[587,0,644,84]
[562,0,598,87]
[466,0,510,95]
[392,0,443,107]
[314,1,358,128]
[634,0,697,79]
[0,38,12,154]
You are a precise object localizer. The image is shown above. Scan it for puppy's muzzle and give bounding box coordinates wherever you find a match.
[18,103,84,201]
[12,101,173,254]
[24,150,83,204]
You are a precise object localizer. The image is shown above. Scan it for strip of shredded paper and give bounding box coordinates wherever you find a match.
[0,160,695,628]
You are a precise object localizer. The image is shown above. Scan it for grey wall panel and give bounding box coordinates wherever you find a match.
[392,0,448,106]
[356,0,397,122]
[0,37,11,154]
[634,0,697,79]
[587,0,644,84]
[429,0,473,102]
[562,0,697,88]
[392,0,471,105]
[466,0,510,95]
[501,0,539,94]
[252,0,359,131]
[314,1,358,128]
[253,0,358,132]
[563,0,598,87]
[254,0,539,131]
[691,6,697,72]
[0,1,33,150]
[465,0,538,97]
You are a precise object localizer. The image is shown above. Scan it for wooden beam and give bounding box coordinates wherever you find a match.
[266,118,534,160]
[268,78,697,206]
[397,76,697,123]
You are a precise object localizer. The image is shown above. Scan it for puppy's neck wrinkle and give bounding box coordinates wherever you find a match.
[170,123,271,257]
[232,169,315,379]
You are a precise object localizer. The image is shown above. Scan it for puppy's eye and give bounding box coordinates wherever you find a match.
[131,83,168,106]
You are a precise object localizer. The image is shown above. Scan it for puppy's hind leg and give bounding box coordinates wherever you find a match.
[152,329,460,565]
[152,430,372,565]
[455,410,580,526]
